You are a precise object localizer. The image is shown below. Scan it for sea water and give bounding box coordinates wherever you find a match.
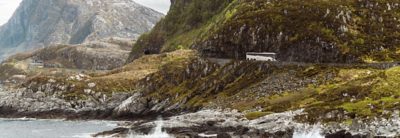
[0,118,117,138]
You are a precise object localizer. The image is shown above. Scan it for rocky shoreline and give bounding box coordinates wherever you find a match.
[1,52,400,138]
[1,84,400,138]
[93,109,400,138]
[0,86,117,120]
[0,84,184,121]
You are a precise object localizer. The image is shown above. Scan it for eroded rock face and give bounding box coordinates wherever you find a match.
[0,0,163,59]
[0,82,131,119]
[197,0,400,63]
[114,92,147,116]
[127,0,233,62]
[129,0,400,63]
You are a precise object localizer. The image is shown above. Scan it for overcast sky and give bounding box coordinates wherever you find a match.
[135,0,170,14]
[0,0,22,25]
[0,0,170,25]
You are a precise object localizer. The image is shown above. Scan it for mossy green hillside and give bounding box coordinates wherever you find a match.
[246,67,400,122]
[129,0,400,63]
[127,0,233,62]
[133,58,400,122]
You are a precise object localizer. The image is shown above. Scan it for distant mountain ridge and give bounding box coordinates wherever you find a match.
[0,0,163,60]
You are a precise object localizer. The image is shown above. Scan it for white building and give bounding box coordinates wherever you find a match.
[246,52,277,61]
[28,59,44,69]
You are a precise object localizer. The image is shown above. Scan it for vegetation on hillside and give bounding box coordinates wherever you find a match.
[132,58,400,122]
[129,0,400,63]
[0,62,27,81]
[124,0,400,121]
[23,50,197,101]
[127,0,233,62]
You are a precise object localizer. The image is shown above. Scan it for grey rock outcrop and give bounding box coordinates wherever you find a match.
[0,0,164,59]
[32,38,134,70]
[97,109,400,137]
[0,81,132,119]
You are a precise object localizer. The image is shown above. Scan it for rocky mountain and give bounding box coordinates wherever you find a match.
[129,0,400,63]
[0,0,163,60]
[128,0,232,61]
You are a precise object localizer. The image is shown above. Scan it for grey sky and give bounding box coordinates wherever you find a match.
[0,0,170,25]
[0,0,22,25]
[134,0,170,14]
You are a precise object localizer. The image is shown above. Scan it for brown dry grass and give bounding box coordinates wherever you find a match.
[93,50,196,81]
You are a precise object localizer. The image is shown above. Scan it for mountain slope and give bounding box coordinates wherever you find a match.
[0,0,163,59]
[127,0,233,61]
[128,0,400,63]
[0,38,134,83]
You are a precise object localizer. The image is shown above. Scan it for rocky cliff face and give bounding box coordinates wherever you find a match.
[0,0,163,59]
[129,0,400,63]
[127,0,233,62]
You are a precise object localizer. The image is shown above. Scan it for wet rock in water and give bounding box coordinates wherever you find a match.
[93,109,400,137]
[206,120,217,126]
[92,127,129,137]
[217,132,231,138]
[334,133,354,138]
[175,132,201,138]
[325,130,367,138]
[234,125,249,135]
[111,109,300,137]
[261,129,294,138]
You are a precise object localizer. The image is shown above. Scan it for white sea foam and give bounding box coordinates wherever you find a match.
[128,117,172,138]
[293,125,324,138]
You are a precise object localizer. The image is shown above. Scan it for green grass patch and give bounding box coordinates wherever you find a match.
[245,111,273,120]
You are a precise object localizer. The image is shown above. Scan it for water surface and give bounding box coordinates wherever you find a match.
[0,118,117,138]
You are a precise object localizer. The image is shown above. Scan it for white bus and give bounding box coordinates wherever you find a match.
[246,52,277,61]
